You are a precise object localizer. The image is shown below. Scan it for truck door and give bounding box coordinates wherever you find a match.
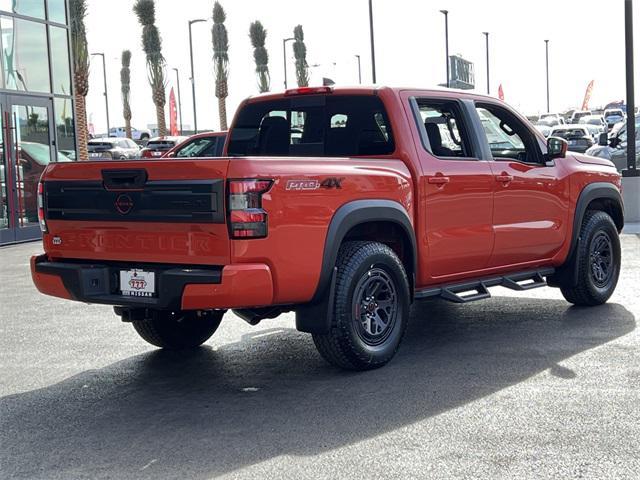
[473,102,570,267]
[406,95,495,281]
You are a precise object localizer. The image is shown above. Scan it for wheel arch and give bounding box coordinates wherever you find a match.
[296,199,416,334]
[313,199,416,301]
[549,181,623,288]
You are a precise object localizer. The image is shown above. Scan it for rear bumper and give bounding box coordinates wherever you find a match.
[31,255,273,310]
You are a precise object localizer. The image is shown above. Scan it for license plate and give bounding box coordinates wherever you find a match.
[120,269,156,297]
[151,151,163,157]
[89,152,102,157]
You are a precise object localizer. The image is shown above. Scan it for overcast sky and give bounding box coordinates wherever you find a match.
[84,0,640,133]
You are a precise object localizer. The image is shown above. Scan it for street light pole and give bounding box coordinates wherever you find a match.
[90,52,110,135]
[440,10,450,88]
[624,0,637,176]
[545,39,550,113]
[483,32,490,95]
[189,19,206,134]
[355,54,362,84]
[173,68,183,135]
[283,37,295,89]
[368,0,377,83]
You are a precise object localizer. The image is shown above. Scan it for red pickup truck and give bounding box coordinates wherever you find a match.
[31,86,624,370]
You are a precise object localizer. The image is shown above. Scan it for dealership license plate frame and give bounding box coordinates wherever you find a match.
[120,269,156,297]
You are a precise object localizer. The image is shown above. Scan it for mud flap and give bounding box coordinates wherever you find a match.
[295,267,337,334]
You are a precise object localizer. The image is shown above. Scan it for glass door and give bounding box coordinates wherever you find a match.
[0,95,55,244]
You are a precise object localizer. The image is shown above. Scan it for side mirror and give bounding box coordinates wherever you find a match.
[598,132,608,146]
[547,136,568,160]
[165,151,176,158]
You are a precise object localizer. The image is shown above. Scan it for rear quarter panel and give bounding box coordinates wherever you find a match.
[227,158,413,304]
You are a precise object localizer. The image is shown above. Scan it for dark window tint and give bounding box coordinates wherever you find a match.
[414,99,473,158]
[228,95,394,157]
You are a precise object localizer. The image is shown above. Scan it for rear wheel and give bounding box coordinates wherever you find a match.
[132,310,224,349]
[560,210,620,306]
[312,241,410,371]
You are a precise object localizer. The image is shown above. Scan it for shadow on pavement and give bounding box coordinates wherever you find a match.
[0,298,635,479]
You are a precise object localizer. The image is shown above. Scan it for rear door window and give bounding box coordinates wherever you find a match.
[414,99,473,158]
[228,95,394,157]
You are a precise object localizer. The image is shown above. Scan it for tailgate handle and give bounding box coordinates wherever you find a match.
[102,169,148,190]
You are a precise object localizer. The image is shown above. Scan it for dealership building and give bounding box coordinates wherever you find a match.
[0,0,75,245]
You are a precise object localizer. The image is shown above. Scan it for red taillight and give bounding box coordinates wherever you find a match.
[228,179,272,239]
[37,181,47,233]
[284,86,333,96]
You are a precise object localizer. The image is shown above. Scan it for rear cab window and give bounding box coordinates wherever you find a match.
[227,95,394,157]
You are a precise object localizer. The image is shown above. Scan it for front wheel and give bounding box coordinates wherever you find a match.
[312,241,410,371]
[560,210,621,306]
[132,310,224,349]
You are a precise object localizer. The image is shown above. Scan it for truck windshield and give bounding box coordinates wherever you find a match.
[227,95,394,157]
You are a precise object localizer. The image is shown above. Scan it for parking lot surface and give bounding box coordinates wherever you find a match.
[1,236,639,480]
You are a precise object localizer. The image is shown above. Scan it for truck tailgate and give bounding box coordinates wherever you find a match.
[41,159,231,266]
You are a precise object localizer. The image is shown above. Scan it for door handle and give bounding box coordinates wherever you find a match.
[428,176,450,185]
[495,174,513,184]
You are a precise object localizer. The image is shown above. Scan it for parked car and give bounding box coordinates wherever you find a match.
[109,126,152,142]
[570,110,592,124]
[586,115,640,171]
[162,131,227,158]
[603,109,625,129]
[534,123,552,137]
[539,113,565,126]
[139,136,188,159]
[578,115,607,139]
[87,138,140,160]
[549,125,594,153]
[33,86,624,371]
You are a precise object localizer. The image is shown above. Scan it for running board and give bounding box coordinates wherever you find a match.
[415,268,554,304]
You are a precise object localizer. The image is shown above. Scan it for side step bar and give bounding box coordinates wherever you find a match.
[415,268,554,304]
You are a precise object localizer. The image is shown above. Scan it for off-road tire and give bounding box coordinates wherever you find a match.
[133,310,224,349]
[560,210,620,306]
[312,241,410,371]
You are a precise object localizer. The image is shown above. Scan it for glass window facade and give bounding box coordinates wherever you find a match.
[0,0,45,20]
[0,0,75,244]
[50,25,70,94]
[1,16,50,92]
[54,96,75,159]
[47,0,66,24]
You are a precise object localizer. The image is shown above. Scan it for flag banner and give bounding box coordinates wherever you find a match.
[169,88,178,136]
[582,80,595,111]
[498,84,504,101]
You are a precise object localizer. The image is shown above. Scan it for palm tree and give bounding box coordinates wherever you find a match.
[212,1,229,130]
[69,0,89,160]
[120,50,132,139]
[133,0,167,136]
[249,21,269,93]
[293,25,309,87]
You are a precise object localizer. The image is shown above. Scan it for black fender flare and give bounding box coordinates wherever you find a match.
[548,182,624,288]
[296,199,417,334]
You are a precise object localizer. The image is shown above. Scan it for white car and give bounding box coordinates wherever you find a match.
[108,126,152,142]
[538,113,565,126]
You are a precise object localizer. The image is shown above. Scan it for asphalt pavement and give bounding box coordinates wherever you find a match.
[1,236,639,480]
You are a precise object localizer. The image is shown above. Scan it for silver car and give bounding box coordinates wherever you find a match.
[586,115,640,171]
